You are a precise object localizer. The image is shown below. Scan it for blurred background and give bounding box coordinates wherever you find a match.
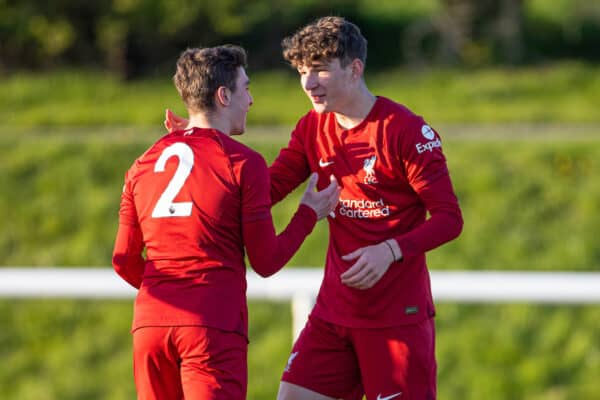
[1,0,599,399]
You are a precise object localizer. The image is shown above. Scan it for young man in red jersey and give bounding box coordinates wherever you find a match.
[269,17,463,400]
[166,16,463,400]
[113,45,340,400]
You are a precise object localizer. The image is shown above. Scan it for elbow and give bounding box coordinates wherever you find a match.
[449,211,464,241]
[112,253,143,288]
[253,265,278,278]
[431,205,464,242]
[112,254,126,276]
[248,249,283,277]
[250,257,282,278]
[432,207,463,243]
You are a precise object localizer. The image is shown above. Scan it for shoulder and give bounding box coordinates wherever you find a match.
[293,109,321,133]
[376,96,420,125]
[376,97,434,138]
[208,133,268,184]
[128,132,173,173]
[219,133,265,165]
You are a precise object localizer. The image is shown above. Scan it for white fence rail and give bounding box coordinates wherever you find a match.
[2,268,599,339]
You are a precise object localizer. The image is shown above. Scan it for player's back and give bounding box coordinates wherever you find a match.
[124,127,267,333]
[127,128,249,275]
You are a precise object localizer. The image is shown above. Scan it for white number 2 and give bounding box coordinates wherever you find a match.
[151,142,194,218]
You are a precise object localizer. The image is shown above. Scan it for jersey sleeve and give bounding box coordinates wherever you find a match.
[400,117,450,190]
[268,119,312,205]
[241,153,317,277]
[240,151,272,223]
[393,118,463,260]
[112,171,145,288]
[117,169,139,226]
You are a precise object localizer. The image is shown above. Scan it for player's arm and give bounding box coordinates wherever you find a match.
[243,156,339,277]
[392,172,463,260]
[112,176,145,289]
[341,120,463,290]
[112,223,145,288]
[391,120,463,261]
[268,122,312,205]
[341,177,462,290]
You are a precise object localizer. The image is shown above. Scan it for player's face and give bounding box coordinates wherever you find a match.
[229,67,253,135]
[298,58,354,114]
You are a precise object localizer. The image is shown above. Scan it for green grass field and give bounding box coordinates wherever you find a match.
[1,64,599,399]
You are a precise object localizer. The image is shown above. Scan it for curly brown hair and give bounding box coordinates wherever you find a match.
[281,16,367,68]
[173,45,247,113]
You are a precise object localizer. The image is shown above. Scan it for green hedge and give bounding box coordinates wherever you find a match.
[2,63,600,128]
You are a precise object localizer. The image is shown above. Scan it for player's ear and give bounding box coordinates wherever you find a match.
[350,59,364,80]
[216,86,231,106]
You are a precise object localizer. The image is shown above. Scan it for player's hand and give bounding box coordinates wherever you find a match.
[300,173,341,220]
[340,241,396,290]
[164,109,188,132]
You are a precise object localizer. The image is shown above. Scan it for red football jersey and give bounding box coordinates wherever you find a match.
[113,128,316,337]
[270,97,463,328]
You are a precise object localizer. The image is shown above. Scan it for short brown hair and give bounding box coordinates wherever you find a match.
[173,45,247,113]
[282,16,367,68]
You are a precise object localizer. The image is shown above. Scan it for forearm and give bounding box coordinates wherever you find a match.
[245,205,317,277]
[392,210,462,261]
[112,223,145,288]
[393,176,463,261]
[269,142,310,205]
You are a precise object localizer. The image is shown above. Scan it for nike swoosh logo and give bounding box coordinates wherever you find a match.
[376,393,402,400]
[319,158,334,168]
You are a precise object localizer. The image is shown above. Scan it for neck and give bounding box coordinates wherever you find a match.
[334,84,376,130]
[186,112,231,136]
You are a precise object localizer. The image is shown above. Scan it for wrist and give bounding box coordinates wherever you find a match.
[385,239,403,262]
[382,240,395,263]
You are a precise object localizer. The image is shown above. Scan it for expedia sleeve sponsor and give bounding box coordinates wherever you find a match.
[415,138,442,154]
[414,124,443,154]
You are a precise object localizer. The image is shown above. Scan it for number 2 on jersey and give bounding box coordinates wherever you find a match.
[152,142,194,218]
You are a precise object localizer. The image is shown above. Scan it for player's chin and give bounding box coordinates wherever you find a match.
[311,102,328,114]
[231,123,246,136]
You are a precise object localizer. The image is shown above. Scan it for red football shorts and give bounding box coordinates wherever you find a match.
[133,326,247,400]
[281,315,436,400]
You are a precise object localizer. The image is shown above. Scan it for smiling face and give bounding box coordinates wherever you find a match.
[298,58,356,115]
[228,66,253,135]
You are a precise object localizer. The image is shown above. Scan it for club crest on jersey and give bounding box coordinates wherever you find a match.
[363,155,378,184]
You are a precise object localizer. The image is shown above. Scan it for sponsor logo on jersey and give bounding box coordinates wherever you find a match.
[338,197,390,219]
[363,155,378,184]
[416,139,442,154]
[421,125,435,140]
[416,124,442,154]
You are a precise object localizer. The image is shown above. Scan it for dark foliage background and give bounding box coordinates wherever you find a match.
[1,0,599,78]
